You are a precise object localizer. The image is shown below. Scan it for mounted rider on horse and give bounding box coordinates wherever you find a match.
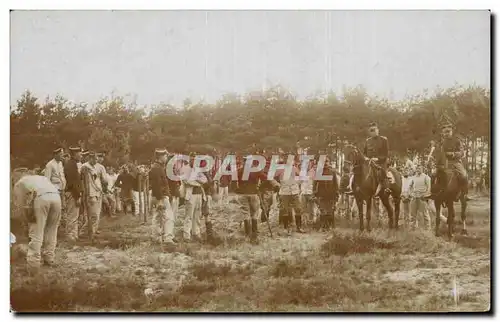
[346,122,392,196]
[433,119,469,202]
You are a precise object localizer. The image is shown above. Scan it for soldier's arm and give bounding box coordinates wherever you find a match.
[44,162,52,181]
[363,140,368,157]
[455,138,465,159]
[60,163,67,189]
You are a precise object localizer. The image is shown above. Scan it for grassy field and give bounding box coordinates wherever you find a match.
[10,195,491,312]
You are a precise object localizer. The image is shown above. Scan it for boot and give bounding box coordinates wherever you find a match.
[295,214,304,233]
[250,219,259,245]
[283,215,290,230]
[243,219,251,237]
[260,208,268,223]
[205,220,220,246]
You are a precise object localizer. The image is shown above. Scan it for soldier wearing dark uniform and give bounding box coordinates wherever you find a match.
[199,158,220,245]
[236,155,279,244]
[362,122,389,196]
[435,121,469,200]
[64,147,83,242]
[258,156,277,223]
[314,157,339,230]
[148,148,175,245]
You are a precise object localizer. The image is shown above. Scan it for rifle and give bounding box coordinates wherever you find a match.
[257,188,273,238]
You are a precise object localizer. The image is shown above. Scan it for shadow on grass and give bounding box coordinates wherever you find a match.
[11,271,147,312]
[320,232,396,257]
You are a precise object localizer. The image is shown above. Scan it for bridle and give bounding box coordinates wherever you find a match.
[344,144,378,181]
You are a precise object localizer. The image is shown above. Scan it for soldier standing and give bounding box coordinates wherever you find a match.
[63,147,83,242]
[80,152,107,237]
[149,149,176,246]
[276,157,305,234]
[237,155,279,244]
[314,157,339,230]
[44,147,67,205]
[181,153,205,243]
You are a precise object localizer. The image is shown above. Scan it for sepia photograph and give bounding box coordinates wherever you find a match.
[9,8,491,313]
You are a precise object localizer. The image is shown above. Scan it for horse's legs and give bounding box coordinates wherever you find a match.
[460,196,468,235]
[356,196,364,231]
[366,197,372,232]
[447,200,455,239]
[435,199,441,237]
[380,194,394,230]
[393,197,401,230]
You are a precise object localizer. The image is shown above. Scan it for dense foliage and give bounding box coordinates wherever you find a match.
[10,85,490,174]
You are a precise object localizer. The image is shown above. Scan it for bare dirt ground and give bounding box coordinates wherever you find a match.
[10,194,490,312]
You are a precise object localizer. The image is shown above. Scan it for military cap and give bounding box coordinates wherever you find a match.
[69,147,81,153]
[81,150,89,156]
[440,121,453,129]
[53,147,64,154]
[368,122,378,128]
[155,148,168,156]
[87,151,97,157]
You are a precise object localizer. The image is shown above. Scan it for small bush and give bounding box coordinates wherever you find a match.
[321,233,395,257]
[271,259,308,278]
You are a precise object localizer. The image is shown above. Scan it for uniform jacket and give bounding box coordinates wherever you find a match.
[363,135,389,164]
[149,162,170,199]
[314,166,339,198]
[64,158,81,200]
[44,158,66,190]
[436,136,464,165]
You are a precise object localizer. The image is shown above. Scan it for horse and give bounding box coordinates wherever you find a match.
[431,166,468,239]
[343,144,402,232]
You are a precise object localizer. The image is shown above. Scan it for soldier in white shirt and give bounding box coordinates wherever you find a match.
[180,155,206,242]
[409,165,432,230]
[400,168,412,228]
[102,166,118,218]
[299,163,316,225]
[12,175,62,270]
[80,151,108,237]
[276,159,304,234]
[44,147,66,205]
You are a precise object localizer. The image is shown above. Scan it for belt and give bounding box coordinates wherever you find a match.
[36,191,60,199]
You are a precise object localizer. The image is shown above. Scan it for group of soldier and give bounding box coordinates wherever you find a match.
[11,118,473,271]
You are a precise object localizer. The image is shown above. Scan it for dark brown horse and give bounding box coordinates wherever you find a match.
[432,168,468,239]
[343,144,402,232]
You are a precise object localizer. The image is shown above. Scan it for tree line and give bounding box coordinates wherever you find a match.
[10,85,490,176]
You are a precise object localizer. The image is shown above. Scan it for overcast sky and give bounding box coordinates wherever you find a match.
[10,10,490,106]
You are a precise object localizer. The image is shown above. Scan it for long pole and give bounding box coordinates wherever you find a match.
[144,175,149,223]
[138,174,144,223]
[82,168,92,242]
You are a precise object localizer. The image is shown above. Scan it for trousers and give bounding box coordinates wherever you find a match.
[410,197,431,230]
[80,195,102,236]
[151,196,175,243]
[239,194,261,221]
[64,192,79,240]
[183,193,203,240]
[27,193,62,267]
